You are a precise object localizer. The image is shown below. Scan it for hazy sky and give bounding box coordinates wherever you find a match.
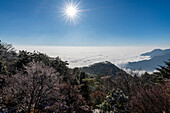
[0,0,170,46]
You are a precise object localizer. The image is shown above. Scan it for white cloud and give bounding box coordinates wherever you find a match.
[14,46,168,68]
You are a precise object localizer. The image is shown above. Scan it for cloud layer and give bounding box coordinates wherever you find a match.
[14,46,168,68]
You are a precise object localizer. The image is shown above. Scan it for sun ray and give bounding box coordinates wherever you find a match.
[61,0,81,24]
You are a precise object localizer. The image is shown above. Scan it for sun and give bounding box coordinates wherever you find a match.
[66,6,77,17]
[61,0,81,24]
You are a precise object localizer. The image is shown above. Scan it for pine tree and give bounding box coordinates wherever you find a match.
[80,72,90,102]
[155,59,170,79]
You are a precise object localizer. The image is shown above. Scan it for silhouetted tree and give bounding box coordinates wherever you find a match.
[155,59,170,79]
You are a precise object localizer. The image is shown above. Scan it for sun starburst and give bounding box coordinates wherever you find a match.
[61,0,81,24]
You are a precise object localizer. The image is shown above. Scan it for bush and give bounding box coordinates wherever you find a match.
[130,82,170,113]
[96,89,129,113]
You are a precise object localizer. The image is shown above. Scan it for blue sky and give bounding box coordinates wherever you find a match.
[0,0,170,46]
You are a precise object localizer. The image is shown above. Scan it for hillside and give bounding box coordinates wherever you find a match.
[80,61,124,77]
[1,41,170,113]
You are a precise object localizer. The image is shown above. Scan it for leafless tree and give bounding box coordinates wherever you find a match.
[130,81,170,113]
[2,61,61,112]
[1,61,90,113]
[47,84,89,113]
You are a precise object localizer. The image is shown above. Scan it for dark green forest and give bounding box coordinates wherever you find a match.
[0,41,170,113]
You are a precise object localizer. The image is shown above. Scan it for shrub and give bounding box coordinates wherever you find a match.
[130,82,170,113]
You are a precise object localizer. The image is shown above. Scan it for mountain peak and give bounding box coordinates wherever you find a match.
[126,48,170,71]
[141,48,170,58]
[80,61,124,77]
[103,61,111,64]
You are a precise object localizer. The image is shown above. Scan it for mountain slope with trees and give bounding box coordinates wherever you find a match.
[0,41,170,113]
[80,61,124,77]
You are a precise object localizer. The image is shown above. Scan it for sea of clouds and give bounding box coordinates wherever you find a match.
[14,46,168,68]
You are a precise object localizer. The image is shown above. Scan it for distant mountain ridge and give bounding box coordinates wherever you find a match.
[125,49,170,71]
[141,49,170,58]
[80,61,124,77]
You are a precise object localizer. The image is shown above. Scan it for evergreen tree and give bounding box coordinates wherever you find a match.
[155,59,170,79]
[80,72,90,102]
[0,59,7,75]
[96,89,129,113]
